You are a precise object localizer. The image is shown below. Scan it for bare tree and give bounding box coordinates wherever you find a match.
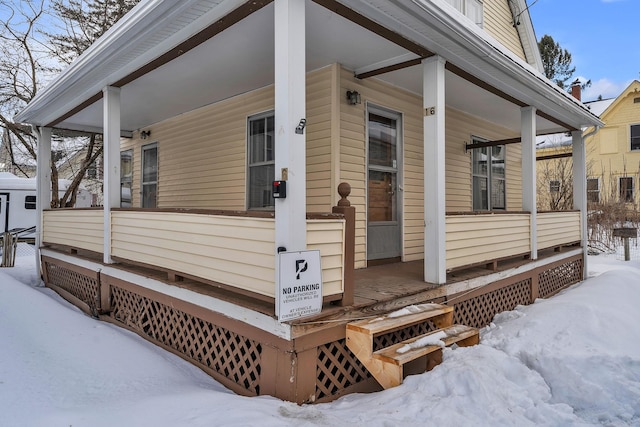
[0,1,111,207]
[537,156,574,211]
[46,0,139,64]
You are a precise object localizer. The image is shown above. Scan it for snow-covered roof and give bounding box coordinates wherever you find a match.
[584,98,615,117]
[536,133,573,149]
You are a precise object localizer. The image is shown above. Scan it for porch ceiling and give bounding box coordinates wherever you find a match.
[16,0,600,135]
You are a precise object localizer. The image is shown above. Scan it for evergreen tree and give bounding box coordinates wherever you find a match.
[538,34,576,89]
[46,0,140,64]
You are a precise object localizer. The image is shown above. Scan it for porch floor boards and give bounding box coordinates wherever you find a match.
[44,245,571,328]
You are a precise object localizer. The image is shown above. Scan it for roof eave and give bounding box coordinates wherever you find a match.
[15,0,248,126]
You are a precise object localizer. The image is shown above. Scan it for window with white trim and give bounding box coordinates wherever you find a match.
[121,149,133,207]
[444,0,483,27]
[620,177,634,203]
[141,143,158,208]
[472,139,505,210]
[247,113,275,210]
[587,178,599,203]
[630,124,640,151]
[549,180,560,193]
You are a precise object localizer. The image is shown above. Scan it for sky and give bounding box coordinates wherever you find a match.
[527,0,640,102]
[1,244,639,426]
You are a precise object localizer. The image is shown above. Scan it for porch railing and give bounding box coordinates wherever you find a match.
[445,212,531,270]
[537,211,581,250]
[445,211,582,271]
[43,208,104,253]
[42,207,348,302]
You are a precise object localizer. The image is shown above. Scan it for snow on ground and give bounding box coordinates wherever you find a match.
[1,245,639,426]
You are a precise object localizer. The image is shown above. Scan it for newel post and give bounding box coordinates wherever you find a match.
[333,182,355,306]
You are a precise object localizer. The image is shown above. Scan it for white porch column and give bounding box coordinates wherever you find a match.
[35,126,52,270]
[103,86,121,264]
[274,0,306,253]
[521,106,537,260]
[423,56,446,284]
[572,130,588,278]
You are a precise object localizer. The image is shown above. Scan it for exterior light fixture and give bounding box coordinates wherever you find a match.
[140,130,151,139]
[346,90,361,105]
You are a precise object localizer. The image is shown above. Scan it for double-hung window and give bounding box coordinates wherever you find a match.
[472,139,505,211]
[630,124,640,151]
[620,177,634,203]
[141,143,158,208]
[120,149,133,207]
[247,113,275,210]
[444,0,483,27]
[587,178,600,203]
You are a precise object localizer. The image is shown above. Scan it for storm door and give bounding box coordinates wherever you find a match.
[367,107,402,261]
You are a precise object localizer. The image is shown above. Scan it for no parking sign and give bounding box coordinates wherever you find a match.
[277,250,322,322]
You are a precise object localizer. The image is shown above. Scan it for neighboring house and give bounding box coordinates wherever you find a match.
[536,132,574,211]
[536,92,615,211]
[16,0,601,403]
[55,145,104,207]
[584,80,640,205]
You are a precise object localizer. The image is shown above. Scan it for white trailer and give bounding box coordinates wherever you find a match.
[0,172,92,235]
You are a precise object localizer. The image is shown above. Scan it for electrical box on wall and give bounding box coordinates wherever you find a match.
[273,180,287,198]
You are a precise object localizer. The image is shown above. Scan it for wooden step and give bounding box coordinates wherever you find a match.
[374,324,479,366]
[347,303,454,336]
[345,303,479,390]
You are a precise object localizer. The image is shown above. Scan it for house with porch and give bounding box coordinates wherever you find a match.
[16,0,602,403]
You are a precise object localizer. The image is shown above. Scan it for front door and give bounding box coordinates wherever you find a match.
[367,107,402,261]
[0,194,8,233]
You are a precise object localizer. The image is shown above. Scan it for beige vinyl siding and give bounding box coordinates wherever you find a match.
[339,68,424,266]
[506,141,523,210]
[482,0,527,62]
[306,66,335,211]
[120,67,333,211]
[110,211,343,298]
[537,211,581,250]
[111,211,275,296]
[43,209,104,253]
[307,219,345,295]
[446,213,530,270]
[445,108,522,211]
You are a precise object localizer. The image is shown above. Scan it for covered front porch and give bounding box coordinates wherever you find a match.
[39,223,583,402]
[16,0,602,403]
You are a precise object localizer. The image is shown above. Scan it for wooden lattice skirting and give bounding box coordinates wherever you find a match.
[40,252,584,403]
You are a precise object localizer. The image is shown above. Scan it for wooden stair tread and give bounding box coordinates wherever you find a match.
[346,303,453,335]
[374,324,479,366]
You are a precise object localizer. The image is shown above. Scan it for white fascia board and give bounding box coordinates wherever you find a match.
[15,0,246,126]
[349,0,602,129]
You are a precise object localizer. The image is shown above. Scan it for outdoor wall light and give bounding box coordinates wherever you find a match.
[346,90,361,105]
[140,130,151,139]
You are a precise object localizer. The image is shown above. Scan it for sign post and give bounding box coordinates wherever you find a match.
[277,250,322,322]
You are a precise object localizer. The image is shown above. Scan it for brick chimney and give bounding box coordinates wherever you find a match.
[570,79,581,101]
